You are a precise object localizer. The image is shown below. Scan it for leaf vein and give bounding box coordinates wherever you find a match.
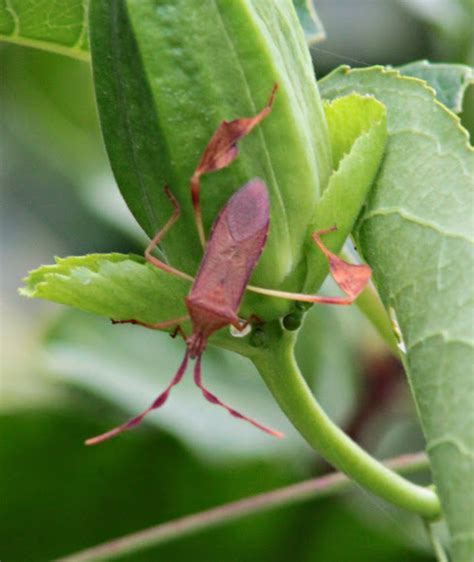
[427,436,474,460]
[389,129,473,177]
[4,0,20,36]
[451,531,474,545]
[407,332,474,354]
[362,207,474,244]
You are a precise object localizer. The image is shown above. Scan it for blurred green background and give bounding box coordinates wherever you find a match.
[1,1,472,560]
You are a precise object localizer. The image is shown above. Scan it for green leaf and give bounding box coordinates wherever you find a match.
[19,253,259,357]
[291,0,325,44]
[0,0,89,60]
[88,0,332,321]
[398,60,474,113]
[20,253,190,324]
[320,66,474,562]
[304,93,387,292]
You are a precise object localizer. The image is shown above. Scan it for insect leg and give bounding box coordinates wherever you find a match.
[145,186,194,282]
[170,324,188,341]
[247,228,371,306]
[85,350,191,446]
[193,355,284,438]
[230,314,263,332]
[190,85,278,248]
[112,315,190,333]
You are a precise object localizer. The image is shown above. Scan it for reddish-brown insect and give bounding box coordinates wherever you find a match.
[86,85,371,445]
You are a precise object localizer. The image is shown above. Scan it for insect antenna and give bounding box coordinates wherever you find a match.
[85,350,191,445]
[193,355,284,438]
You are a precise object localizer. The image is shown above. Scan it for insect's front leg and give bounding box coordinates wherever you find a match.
[145,186,194,282]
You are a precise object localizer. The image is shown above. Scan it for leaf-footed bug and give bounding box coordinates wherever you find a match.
[86,86,371,445]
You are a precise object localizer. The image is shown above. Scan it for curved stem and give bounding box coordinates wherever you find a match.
[252,323,441,519]
[58,452,430,562]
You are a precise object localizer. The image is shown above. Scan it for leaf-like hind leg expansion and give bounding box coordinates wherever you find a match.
[311,228,372,303]
[193,355,284,438]
[248,228,371,305]
[85,351,191,445]
[191,85,278,247]
[145,186,194,282]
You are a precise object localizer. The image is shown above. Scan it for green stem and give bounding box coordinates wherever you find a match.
[252,323,441,519]
[57,452,430,562]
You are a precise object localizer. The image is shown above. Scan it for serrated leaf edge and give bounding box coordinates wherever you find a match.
[323,65,473,153]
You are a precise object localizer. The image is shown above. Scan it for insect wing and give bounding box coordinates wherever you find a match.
[189,179,270,313]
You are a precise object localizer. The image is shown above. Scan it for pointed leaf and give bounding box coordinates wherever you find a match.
[320,66,474,562]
